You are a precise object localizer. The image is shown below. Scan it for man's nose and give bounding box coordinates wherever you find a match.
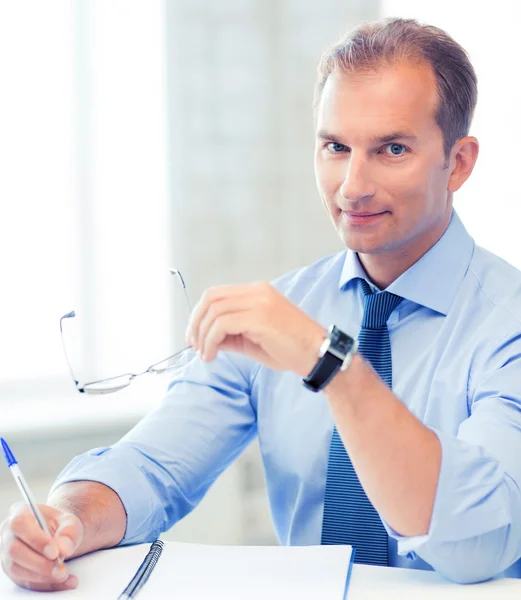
[339,155,376,204]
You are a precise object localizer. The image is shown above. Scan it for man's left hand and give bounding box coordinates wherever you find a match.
[186,281,326,376]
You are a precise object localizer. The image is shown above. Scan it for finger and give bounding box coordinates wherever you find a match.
[8,501,26,516]
[9,501,60,536]
[185,296,207,349]
[9,507,58,558]
[185,288,229,350]
[196,296,255,358]
[54,513,82,559]
[186,284,263,349]
[4,536,66,580]
[200,311,252,361]
[9,560,68,585]
[10,565,77,592]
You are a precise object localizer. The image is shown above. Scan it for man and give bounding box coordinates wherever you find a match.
[3,17,521,591]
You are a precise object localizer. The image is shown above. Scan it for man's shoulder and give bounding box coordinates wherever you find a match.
[469,245,521,322]
[270,250,347,302]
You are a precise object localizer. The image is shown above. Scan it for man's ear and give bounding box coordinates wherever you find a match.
[447,136,479,192]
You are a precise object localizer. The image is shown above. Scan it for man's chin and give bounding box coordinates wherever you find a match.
[339,230,388,255]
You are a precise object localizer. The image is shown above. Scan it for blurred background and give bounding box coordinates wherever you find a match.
[0,0,520,545]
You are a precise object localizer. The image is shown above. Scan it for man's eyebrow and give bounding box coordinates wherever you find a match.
[316,130,340,141]
[315,130,418,144]
[373,132,418,144]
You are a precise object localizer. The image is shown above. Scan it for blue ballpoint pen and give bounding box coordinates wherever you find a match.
[1,438,63,567]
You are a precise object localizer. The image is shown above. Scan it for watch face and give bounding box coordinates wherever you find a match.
[330,326,354,353]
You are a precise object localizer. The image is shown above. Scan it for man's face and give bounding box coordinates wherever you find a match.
[314,62,454,260]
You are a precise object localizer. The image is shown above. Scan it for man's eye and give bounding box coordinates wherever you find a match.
[326,142,348,153]
[383,143,407,156]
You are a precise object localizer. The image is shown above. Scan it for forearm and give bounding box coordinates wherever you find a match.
[324,353,441,537]
[48,481,127,558]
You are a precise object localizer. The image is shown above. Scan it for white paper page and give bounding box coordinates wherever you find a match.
[141,543,352,600]
[0,545,148,599]
[0,542,352,600]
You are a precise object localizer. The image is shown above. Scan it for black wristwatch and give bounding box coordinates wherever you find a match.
[302,325,357,392]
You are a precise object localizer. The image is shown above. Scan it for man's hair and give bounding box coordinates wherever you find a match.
[314,18,478,158]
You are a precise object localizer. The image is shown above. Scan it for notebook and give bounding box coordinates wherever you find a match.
[0,541,354,599]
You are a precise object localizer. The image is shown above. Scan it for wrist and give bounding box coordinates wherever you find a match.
[297,326,328,377]
[302,325,357,392]
[323,352,364,396]
[49,481,126,554]
[323,353,384,416]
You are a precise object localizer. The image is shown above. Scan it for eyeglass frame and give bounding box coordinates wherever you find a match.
[60,268,194,395]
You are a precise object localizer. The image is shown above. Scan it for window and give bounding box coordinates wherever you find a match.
[1,1,173,428]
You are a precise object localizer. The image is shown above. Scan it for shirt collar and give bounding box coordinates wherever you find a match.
[338,210,475,315]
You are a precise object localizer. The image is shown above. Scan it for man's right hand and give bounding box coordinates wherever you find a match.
[0,501,83,591]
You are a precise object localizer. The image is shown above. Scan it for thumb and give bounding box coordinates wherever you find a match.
[54,512,83,559]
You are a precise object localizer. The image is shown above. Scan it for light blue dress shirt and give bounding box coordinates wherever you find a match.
[55,211,521,583]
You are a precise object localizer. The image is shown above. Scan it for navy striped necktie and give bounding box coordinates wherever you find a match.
[321,278,402,565]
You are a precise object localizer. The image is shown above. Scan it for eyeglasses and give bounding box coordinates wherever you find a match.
[60,268,194,394]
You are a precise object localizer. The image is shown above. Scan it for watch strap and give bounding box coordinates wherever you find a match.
[303,326,357,392]
[302,351,343,392]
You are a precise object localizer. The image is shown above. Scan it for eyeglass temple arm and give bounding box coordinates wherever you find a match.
[61,269,189,394]
[59,311,83,391]
[169,268,193,312]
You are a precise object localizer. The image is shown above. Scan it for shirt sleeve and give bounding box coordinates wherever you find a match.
[51,351,258,545]
[384,334,521,583]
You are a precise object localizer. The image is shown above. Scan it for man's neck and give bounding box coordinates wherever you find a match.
[357,215,452,290]
[358,249,421,290]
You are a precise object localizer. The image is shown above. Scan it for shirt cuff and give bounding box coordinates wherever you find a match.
[51,446,164,545]
[383,427,512,559]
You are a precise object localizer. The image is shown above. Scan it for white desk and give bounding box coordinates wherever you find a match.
[1,546,521,598]
[349,564,521,598]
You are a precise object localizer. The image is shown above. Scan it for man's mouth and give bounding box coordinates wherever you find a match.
[341,211,388,225]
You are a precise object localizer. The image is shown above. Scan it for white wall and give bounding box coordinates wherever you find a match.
[160,0,379,544]
[163,0,378,306]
